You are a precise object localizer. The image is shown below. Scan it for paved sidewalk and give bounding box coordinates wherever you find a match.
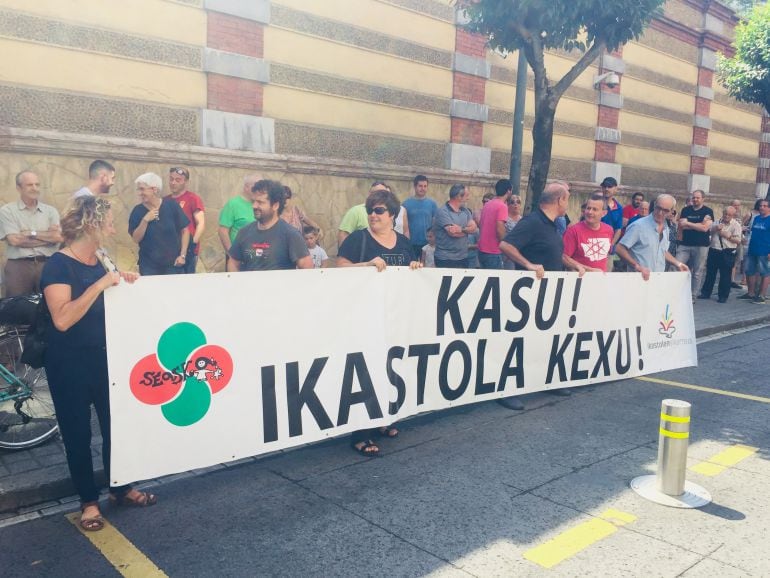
[1,289,769,516]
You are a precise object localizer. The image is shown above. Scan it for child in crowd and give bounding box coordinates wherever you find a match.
[421,228,436,267]
[303,226,329,268]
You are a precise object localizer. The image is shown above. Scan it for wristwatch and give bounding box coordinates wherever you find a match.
[29,230,37,238]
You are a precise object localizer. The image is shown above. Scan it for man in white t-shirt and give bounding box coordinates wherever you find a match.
[73,160,116,198]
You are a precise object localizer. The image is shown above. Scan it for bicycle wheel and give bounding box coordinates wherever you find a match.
[0,329,59,449]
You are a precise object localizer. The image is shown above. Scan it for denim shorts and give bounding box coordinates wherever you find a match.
[745,254,770,277]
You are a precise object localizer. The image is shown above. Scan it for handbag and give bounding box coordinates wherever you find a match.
[20,294,50,369]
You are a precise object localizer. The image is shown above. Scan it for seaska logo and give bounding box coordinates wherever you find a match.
[129,322,233,427]
[658,305,676,339]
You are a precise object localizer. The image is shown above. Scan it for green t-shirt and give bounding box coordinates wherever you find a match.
[219,196,255,243]
[338,204,368,234]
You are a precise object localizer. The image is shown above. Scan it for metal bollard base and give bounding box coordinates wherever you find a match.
[630,475,711,509]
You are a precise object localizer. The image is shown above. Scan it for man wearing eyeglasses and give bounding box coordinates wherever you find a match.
[615,194,688,280]
[167,167,205,274]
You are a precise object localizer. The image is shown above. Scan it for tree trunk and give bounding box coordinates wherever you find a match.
[526,96,557,212]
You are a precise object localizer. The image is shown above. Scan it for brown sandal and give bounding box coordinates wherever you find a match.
[109,490,157,508]
[80,503,104,532]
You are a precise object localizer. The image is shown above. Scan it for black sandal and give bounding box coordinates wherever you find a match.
[352,440,381,457]
[377,426,399,438]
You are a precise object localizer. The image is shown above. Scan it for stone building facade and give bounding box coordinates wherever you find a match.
[0,0,765,271]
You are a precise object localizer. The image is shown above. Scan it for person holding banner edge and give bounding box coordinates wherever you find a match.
[42,196,156,533]
[498,182,571,409]
[337,188,422,455]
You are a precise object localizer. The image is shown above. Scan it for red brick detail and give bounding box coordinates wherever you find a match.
[451,117,483,146]
[762,116,770,133]
[759,142,770,159]
[207,12,264,58]
[597,106,620,128]
[455,29,486,58]
[692,127,709,146]
[594,142,617,163]
[207,73,263,115]
[695,97,711,118]
[758,167,770,183]
[690,156,706,174]
[697,68,714,88]
[453,72,486,104]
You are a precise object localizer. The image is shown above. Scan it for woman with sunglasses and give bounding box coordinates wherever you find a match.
[336,189,421,456]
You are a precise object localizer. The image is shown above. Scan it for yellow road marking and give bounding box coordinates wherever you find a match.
[523,509,637,569]
[66,513,167,577]
[638,377,770,404]
[690,445,758,477]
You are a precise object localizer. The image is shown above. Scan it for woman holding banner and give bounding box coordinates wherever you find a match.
[337,189,421,456]
[41,196,156,532]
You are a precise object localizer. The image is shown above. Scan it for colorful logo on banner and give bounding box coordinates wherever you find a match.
[129,322,233,426]
[658,305,676,339]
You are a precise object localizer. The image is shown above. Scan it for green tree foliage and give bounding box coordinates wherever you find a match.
[718,2,770,113]
[462,0,664,206]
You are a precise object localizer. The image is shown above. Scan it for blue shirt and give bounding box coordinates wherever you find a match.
[619,214,669,272]
[402,197,437,245]
[748,214,770,257]
[601,198,623,231]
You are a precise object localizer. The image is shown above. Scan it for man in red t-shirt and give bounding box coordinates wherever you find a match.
[622,192,644,228]
[563,193,614,273]
[167,167,205,273]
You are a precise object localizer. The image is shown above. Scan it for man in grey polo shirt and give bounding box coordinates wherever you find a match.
[0,171,62,296]
[433,184,477,268]
[616,194,689,280]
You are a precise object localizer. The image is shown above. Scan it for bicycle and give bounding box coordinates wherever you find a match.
[0,295,58,449]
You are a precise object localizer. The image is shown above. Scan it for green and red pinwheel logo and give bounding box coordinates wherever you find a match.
[129,322,233,426]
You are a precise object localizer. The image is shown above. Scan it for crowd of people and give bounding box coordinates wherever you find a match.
[1,159,769,530]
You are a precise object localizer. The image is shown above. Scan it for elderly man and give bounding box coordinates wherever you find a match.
[433,184,477,268]
[0,171,62,296]
[615,194,689,280]
[218,174,261,261]
[73,160,116,198]
[128,172,189,275]
[499,182,571,408]
[698,205,742,303]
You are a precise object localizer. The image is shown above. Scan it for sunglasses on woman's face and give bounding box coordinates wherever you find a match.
[366,206,389,215]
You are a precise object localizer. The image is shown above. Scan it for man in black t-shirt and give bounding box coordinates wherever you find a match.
[228,180,312,272]
[676,189,714,299]
[498,182,571,409]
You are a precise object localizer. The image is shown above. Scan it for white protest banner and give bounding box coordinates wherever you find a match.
[107,269,696,484]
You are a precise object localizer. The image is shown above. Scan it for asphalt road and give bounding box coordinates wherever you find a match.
[2,326,769,577]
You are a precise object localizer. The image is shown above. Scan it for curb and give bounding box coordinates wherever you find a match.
[2,317,770,517]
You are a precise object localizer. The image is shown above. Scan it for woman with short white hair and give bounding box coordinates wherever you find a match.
[128,172,190,275]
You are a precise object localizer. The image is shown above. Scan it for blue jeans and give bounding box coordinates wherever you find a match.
[435,257,468,269]
[478,252,503,270]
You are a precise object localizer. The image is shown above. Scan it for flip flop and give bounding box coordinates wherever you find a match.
[351,440,381,457]
[109,490,157,508]
[377,426,399,438]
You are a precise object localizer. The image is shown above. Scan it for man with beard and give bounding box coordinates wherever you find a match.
[73,160,116,198]
[228,180,312,271]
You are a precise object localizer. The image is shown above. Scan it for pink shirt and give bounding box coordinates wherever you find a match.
[562,221,614,271]
[478,198,508,254]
